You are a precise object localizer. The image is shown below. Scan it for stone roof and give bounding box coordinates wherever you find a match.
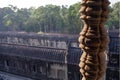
[0,32,79,41]
[0,44,66,63]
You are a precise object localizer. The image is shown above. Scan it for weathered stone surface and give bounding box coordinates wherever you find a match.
[79,0,110,80]
[0,32,82,80]
[0,32,79,49]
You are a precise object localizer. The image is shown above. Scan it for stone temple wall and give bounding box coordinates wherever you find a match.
[0,48,68,80]
[0,32,81,80]
[0,32,79,49]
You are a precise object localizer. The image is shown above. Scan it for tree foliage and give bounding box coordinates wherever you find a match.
[107,2,120,29]
[0,2,119,34]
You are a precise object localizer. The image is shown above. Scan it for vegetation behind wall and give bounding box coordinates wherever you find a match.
[0,2,119,34]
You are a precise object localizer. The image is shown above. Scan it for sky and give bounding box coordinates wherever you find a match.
[0,0,119,8]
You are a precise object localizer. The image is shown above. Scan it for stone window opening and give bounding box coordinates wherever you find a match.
[33,65,37,72]
[5,60,9,67]
[40,66,46,75]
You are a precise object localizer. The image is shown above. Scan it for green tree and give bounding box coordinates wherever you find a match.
[0,7,14,31]
[107,2,120,29]
[67,2,81,34]
[3,6,31,31]
[30,5,64,33]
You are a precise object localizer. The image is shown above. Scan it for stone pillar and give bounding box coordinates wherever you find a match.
[78,0,110,80]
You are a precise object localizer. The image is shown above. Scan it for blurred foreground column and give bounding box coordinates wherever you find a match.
[78,0,110,80]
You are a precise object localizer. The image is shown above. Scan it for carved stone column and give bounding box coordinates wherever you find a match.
[78,0,110,80]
